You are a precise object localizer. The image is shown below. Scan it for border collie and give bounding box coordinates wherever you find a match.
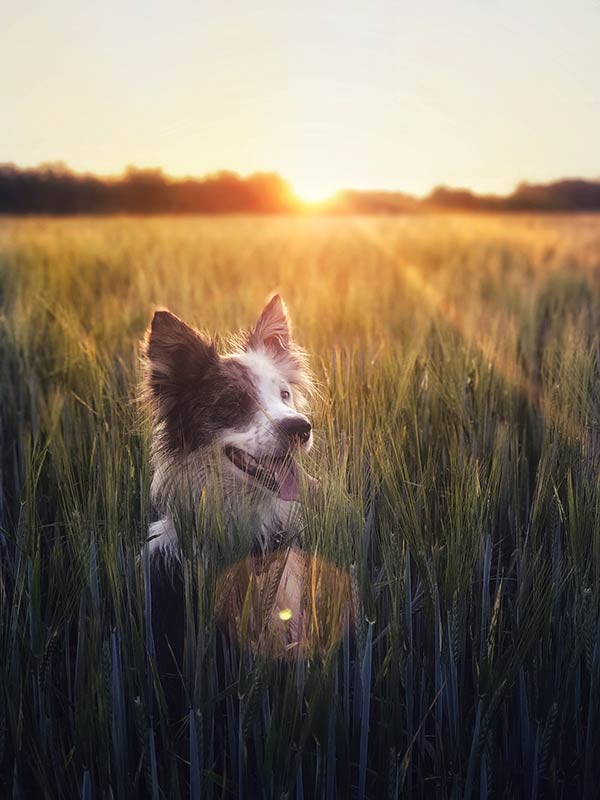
[142,295,319,662]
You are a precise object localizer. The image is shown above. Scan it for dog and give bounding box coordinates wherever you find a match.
[143,292,314,549]
[142,295,347,666]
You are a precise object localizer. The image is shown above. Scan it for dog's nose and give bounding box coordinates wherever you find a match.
[281,417,312,445]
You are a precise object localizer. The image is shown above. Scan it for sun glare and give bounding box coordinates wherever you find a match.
[292,178,338,206]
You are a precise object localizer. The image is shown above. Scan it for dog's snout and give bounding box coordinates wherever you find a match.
[281,417,312,445]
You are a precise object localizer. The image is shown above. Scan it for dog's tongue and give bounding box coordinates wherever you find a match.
[278,461,301,501]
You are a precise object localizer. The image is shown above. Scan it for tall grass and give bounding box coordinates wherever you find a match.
[1,213,600,797]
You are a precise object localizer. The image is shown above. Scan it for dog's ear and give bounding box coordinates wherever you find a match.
[246,295,292,355]
[143,310,218,411]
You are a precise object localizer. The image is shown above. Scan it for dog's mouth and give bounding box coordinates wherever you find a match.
[224,446,302,501]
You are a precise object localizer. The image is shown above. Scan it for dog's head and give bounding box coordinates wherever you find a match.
[142,295,314,512]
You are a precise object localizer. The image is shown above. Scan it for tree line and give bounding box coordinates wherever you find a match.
[0,164,297,214]
[1,163,600,214]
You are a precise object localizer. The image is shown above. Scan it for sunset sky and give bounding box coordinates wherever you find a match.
[2,0,599,200]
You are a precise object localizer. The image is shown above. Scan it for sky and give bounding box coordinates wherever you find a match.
[2,0,599,200]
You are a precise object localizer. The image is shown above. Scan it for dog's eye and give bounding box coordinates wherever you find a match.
[280,389,291,401]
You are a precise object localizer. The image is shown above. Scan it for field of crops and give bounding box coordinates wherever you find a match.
[2,213,600,798]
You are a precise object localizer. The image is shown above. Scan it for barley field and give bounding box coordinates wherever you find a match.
[2,214,600,798]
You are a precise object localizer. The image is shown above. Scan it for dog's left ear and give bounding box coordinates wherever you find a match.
[246,295,292,354]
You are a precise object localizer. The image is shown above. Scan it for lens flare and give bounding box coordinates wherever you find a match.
[216,547,353,660]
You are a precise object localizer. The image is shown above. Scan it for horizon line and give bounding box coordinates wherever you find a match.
[3,160,600,204]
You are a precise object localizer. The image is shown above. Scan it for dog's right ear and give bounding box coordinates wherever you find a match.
[143,310,218,413]
[246,294,292,355]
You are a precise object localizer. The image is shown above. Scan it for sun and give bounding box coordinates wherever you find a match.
[291,177,338,206]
